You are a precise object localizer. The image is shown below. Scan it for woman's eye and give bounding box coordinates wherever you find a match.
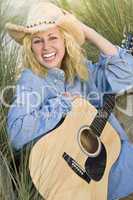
[49,36,58,40]
[33,40,42,44]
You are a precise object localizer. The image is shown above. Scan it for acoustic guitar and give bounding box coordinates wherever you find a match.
[29,94,121,200]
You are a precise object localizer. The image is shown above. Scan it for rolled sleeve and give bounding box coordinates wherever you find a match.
[98,46,133,93]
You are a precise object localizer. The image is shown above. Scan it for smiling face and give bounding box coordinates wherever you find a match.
[31,27,65,69]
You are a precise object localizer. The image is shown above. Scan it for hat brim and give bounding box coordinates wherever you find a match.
[5,15,85,46]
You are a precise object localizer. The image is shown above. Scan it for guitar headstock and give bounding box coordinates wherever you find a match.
[121,32,133,55]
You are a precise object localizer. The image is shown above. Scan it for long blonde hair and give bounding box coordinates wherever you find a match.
[22,28,89,82]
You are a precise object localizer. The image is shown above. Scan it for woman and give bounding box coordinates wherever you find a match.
[6,2,133,200]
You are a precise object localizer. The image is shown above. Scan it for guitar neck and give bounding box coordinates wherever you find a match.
[121,32,133,55]
[90,32,133,136]
[90,93,116,136]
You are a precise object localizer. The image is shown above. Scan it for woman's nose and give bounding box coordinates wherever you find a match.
[42,40,50,50]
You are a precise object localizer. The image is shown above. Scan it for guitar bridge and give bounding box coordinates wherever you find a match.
[62,152,91,184]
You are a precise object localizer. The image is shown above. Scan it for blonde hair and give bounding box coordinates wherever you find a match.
[22,28,89,82]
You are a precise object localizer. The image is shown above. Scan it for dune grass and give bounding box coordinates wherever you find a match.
[0,0,133,199]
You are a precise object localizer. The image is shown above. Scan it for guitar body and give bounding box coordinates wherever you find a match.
[29,98,121,200]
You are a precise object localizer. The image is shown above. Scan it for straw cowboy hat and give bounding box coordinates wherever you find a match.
[5,2,85,45]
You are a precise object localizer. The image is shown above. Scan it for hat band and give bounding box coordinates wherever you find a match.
[26,20,56,28]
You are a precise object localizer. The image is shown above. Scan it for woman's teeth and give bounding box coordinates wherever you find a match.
[43,52,56,60]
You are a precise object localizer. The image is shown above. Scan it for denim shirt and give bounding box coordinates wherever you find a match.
[7,47,133,200]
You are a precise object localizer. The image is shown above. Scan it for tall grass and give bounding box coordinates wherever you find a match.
[0,1,19,197]
[0,0,43,199]
[57,0,133,61]
[0,0,133,199]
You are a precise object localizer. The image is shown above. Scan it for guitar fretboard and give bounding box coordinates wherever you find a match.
[90,94,116,136]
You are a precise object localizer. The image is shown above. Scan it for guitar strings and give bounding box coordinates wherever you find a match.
[90,94,115,136]
[92,95,115,133]
[96,95,115,133]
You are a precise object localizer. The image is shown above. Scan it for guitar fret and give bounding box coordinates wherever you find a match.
[90,94,115,136]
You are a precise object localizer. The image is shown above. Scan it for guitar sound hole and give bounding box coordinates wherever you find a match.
[79,127,101,157]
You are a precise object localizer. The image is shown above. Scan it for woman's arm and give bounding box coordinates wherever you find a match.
[7,69,72,150]
[81,24,118,56]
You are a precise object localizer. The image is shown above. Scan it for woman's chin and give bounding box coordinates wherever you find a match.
[42,62,60,69]
[41,59,61,69]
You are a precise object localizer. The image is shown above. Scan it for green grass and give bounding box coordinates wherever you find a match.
[0,0,133,199]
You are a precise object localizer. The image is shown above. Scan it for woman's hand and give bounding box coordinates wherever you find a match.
[62,9,91,41]
[77,21,94,41]
[63,9,118,56]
